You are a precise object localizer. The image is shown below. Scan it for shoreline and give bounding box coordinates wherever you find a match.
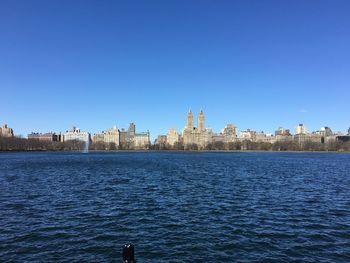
[1,149,349,154]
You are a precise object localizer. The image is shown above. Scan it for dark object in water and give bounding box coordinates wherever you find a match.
[123,243,136,263]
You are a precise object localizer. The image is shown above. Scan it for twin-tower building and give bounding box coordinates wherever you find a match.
[182,110,213,148]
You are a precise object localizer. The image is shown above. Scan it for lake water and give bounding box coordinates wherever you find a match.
[1,152,350,262]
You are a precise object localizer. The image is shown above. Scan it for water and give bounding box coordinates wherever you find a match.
[83,139,90,153]
[0,152,350,262]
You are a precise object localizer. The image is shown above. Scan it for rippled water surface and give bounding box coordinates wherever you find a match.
[1,152,350,262]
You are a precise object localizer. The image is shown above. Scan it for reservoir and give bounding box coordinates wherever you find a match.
[1,152,349,262]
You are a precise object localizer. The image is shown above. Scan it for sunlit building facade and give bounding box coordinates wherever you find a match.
[0,124,14,137]
[64,127,90,142]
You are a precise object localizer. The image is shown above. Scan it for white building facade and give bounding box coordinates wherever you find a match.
[64,127,90,142]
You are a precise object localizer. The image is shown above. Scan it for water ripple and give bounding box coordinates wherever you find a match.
[0,152,350,262]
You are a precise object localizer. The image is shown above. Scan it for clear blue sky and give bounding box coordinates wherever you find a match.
[1,0,349,139]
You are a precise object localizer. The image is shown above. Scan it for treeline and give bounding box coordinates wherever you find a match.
[0,136,87,151]
[1,136,350,152]
[152,140,350,152]
[0,136,147,151]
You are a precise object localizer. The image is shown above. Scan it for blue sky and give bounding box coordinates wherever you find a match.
[1,0,349,139]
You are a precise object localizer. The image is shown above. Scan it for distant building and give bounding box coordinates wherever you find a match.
[210,124,238,145]
[265,134,276,143]
[127,123,136,139]
[64,127,90,142]
[93,133,105,143]
[211,133,225,144]
[166,128,180,146]
[314,127,333,137]
[275,127,291,136]
[119,128,127,148]
[134,132,150,149]
[239,129,273,143]
[93,126,120,147]
[182,110,213,149]
[239,129,256,141]
[221,124,237,142]
[0,124,14,137]
[296,124,308,135]
[275,127,292,142]
[294,133,323,144]
[28,132,60,142]
[255,131,268,142]
[337,135,350,143]
[123,123,150,149]
[348,127,350,135]
[294,133,308,145]
[306,127,334,144]
[154,135,167,146]
[104,126,120,146]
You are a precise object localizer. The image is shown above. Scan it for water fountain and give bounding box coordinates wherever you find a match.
[83,138,89,153]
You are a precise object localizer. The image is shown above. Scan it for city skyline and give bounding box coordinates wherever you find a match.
[2,109,350,152]
[1,108,350,141]
[2,108,349,140]
[1,1,350,138]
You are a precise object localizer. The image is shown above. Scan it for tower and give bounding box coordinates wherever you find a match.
[186,110,194,130]
[296,124,307,135]
[198,110,205,132]
[128,123,135,135]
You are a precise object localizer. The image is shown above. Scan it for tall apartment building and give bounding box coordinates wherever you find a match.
[134,132,150,149]
[120,123,150,149]
[0,124,14,137]
[275,127,292,142]
[64,127,90,142]
[221,124,238,142]
[182,110,212,149]
[296,124,308,135]
[93,126,120,147]
[167,128,180,146]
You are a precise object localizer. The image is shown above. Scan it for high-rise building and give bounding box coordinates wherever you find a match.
[124,123,150,149]
[182,110,212,149]
[128,123,136,136]
[105,126,119,145]
[198,110,205,132]
[0,124,14,137]
[134,131,150,149]
[119,128,127,148]
[167,128,180,146]
[296,124,308,135]
[186,110,194,130]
